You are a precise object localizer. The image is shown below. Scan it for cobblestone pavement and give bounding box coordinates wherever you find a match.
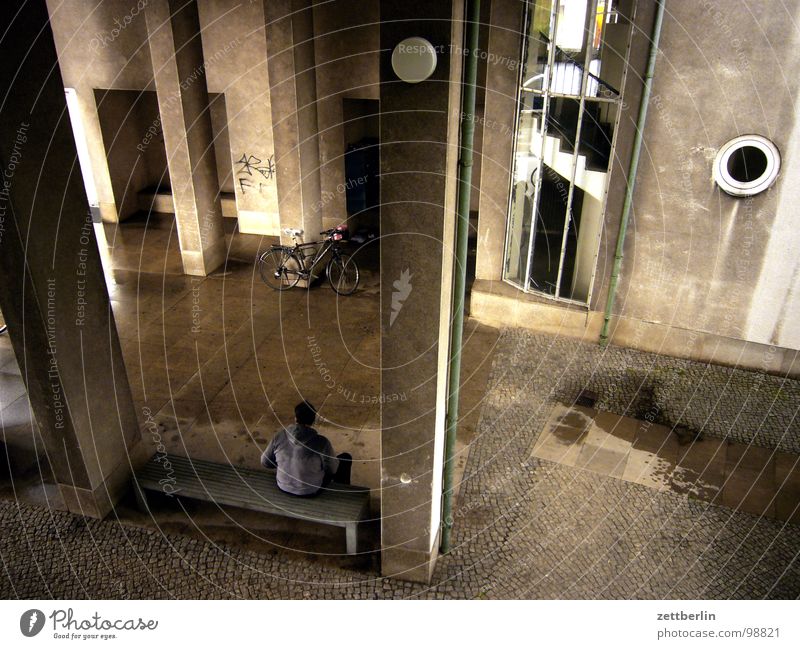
[2,328,799,599]
[541,332,800,454]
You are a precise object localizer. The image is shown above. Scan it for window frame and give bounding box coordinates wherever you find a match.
[502,0,636,307]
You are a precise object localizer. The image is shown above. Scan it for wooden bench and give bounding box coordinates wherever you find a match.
[133,454,371,554]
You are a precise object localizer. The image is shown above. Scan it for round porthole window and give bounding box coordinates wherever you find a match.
[713,135,780,196]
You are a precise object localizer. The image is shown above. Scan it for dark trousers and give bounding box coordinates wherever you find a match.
[325,452,352,486]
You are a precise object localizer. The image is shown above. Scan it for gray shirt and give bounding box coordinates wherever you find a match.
[261,423,339,495]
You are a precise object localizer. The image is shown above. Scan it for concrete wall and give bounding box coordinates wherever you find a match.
[208,94,235,194]
[475,0,524,282]
[46,0,156,222]
[469,0,493,214]
[262,0,323,246]
[613,1,800,351]
[95,89,167,219]
[312,0,380,230]
[199,0,280,234]
[46,0,280,232]
[473,0,800,373]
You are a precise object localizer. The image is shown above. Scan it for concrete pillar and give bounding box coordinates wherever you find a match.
[145,0,225,276]
[67,88,118,223]
[0,0,142,518]
[264,0,323,245]
[311,0,380,231]
[475,0,524,282]
[196,0,282,236]
[379,0,464,583]
[45,0,156,225]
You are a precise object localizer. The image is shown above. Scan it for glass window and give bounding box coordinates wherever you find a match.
[503,0,634,304]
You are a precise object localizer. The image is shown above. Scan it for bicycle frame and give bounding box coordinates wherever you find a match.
[270,233,341,279]
[292,239,334,276]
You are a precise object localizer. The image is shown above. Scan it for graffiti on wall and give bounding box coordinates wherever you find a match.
[235,153,275,194]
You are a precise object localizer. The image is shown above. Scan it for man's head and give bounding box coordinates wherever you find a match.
[294,401,317,426]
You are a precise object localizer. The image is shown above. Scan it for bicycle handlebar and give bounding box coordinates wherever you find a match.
[320,226,348,241]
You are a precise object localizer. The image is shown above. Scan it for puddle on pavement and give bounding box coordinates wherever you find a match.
[548,409,593,445]
[532,403,798,522]
[670,465,719,499]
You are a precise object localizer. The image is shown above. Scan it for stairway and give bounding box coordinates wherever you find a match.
[518,111,609,201]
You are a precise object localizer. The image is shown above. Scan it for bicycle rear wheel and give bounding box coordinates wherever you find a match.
[327,253,359,295]
[259,248,302,290]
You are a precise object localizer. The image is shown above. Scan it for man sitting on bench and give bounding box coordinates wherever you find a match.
[261,401,352,496]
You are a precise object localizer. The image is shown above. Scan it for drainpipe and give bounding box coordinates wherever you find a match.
[441,0,480,555]
[599,0,666,347]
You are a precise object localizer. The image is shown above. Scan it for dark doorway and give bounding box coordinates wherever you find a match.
[342,98,379,238]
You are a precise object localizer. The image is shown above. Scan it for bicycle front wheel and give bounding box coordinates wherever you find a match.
[259,248,302,290]
[327,253,359,295]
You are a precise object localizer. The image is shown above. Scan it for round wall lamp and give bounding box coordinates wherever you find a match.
[713,134,781,197]
[391,37,437,83]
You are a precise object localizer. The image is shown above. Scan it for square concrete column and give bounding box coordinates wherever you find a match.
[0,0,142,518]
[145,0,225,276]
[195,0,281,236]
[45,0,157,224]
[264,0,323,245]
[379,0,464,583]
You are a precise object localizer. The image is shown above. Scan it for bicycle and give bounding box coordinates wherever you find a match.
[258,225,360,295]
